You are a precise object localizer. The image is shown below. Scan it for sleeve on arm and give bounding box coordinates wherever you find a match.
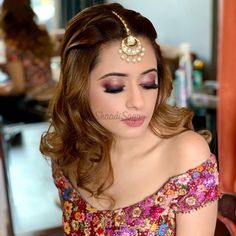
[51,160,66,190]
[172,154,220,213]
[51,160,73,201]
[51,159,60,179]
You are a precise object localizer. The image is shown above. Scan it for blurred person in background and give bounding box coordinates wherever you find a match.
[0,0,54,123]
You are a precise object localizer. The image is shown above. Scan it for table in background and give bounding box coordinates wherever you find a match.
[1,122,63,236]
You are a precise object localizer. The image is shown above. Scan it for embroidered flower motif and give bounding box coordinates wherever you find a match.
[196,165,204,172]
[150,223,158,231]
[132,207,142,218]
[203,174,216,188]
[192,171,200,179]
[185,196,197,206]
[64,201,73,215]
[86,212,93,221]
[74,212,85,222]
[197,184,207,192]
[158,224,168,236]
[63,188,72,200]
[178,188,187,196]
[154,195,165,205]
[71,220,80,231]
[115,213,125,226]
[64,222,71,234]
[177,174,190,185]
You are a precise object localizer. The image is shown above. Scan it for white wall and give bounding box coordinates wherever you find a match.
[107,0,213,78]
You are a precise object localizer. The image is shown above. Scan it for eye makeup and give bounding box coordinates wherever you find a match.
[102,81,125,93]
[104,86,124,93]
[140,83,159,89]
[100,70,159,94]
[139,72,159,90]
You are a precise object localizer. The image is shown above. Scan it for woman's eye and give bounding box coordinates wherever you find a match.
[104,87,124,93]
[140,83,159,89]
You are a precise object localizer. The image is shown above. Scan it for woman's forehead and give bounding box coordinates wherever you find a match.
[91,38,157,77]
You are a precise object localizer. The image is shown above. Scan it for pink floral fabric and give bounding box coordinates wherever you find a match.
[53,154,219,236]
[5,39,52,89]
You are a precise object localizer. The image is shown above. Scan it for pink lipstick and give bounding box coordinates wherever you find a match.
[122,117,145,127]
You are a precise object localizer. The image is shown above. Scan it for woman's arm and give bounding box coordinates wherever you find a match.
[0,59,25,96]
[176,201,218,236]
[172,130,220,235]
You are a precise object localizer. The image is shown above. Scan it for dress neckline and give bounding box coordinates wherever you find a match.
[59,154,216,213]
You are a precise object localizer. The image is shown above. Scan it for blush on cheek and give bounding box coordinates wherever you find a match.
[89,95,114,120]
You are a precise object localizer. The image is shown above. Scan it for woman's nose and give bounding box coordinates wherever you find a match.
[126,85,145,110]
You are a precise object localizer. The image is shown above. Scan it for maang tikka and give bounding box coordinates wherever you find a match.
[112,11,145,63]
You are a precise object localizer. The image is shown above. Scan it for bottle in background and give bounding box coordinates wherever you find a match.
[179,42,193,99]
[193,59,204,91]
[175,67,188,107]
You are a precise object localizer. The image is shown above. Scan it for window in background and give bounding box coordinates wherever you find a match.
[31,0,58,31]
[59,0,105,28]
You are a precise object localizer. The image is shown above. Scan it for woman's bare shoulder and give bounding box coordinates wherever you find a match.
[167,130,211,174]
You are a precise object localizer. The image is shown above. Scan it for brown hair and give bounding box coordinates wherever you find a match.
[40,3,194,202]
[0,0,53,58]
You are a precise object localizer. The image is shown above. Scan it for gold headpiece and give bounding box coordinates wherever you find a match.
[112,11,145,63]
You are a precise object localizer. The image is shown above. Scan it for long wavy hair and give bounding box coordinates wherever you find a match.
[40,3,195,203]
[0,0,53,58]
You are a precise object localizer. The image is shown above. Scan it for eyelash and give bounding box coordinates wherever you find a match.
[104,83,159,93]
[141,83,159,89]
[104,87,124,93]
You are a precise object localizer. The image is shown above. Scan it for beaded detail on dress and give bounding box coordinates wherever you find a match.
[53,154,220,236]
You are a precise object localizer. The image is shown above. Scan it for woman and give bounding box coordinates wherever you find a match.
[0,0,54,123]
[40,3,219,235]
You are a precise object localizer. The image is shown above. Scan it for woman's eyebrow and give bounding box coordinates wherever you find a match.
[140,68,157,75]
[98,68,157,80]
[98,72,128,80]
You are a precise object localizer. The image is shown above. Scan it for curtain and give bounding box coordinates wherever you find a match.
[60,0,105,27]
[217,0,236,193]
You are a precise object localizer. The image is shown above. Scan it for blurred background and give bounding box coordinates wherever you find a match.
[0,0,235,235]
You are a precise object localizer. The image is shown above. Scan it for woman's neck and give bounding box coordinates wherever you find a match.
[111,128,161,162]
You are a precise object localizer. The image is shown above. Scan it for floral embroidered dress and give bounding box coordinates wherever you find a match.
[53,154,220,236]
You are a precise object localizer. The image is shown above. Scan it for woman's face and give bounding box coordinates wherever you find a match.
[89,37,158,139]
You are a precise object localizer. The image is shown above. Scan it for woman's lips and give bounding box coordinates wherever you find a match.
[121,117,146,127]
